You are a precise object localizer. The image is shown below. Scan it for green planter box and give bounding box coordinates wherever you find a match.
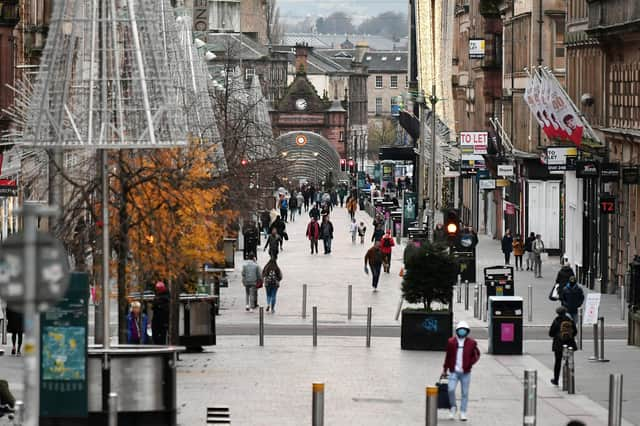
[401,310,453,351]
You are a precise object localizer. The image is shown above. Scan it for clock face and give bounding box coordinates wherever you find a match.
[295,98,308,111]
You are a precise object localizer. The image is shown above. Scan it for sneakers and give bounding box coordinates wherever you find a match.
[460,412,468,421]
[10,348,15,356]
[266,306,270,312]
[449,408,457,420]
[245,305,250,311]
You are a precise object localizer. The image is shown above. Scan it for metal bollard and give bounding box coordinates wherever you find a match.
[527,285,533,322]
[366,306,372,347]
[523,370,537,426]
[14,400,24,425]
[473,284,479,318]
[620,285,626,321]
[567,348,575,394]
[312,383,325,426]
[0,319,5,346]
[347,285,353,320]
[589,323,599,361]
[395,296,403,321]
[598,317,609,362]
[457,275,462,303]
[562,345,569,391]
[312,306,318,347]
[464,280,469,311]
[479,284,484,318]
[259,307,264,346]
[578,308,583,350]
[587,270,592,290]
[425,386,438,426]
[608,374,623,426]
[108,392,118,426]
[302,284,307,319]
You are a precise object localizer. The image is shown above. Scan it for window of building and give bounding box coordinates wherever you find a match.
[209,0,240,32]
[375,75,383,89]
[552,16,566,71]
[375,97,383,115]
[390,75,398,89]
[245,67,255,80]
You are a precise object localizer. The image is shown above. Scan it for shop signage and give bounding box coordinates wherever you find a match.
[599,195,616,215]
[600,163,620,183]
[576,160,599,178]
[461,154,486,176]
[622,167,640,185]
[460,132,488,155]
[469,39,485,59]
[479,179,496,190]
[505,202,516,215]
[545,146,578,172]
[496,179,510,187]
[497,165,514,177]
[0,179,17,196]
[192,0,209,32]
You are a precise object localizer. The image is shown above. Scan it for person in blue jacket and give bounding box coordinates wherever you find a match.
[127,301,149,344]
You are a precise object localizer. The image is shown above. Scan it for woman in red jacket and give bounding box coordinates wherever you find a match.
[379,229,395,273]
[442,321,480,422]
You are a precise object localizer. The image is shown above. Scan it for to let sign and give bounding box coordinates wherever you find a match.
[460,132,488,155]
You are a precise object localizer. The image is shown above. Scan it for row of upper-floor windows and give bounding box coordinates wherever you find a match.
[374,75,409,89]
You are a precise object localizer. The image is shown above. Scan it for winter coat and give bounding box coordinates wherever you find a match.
[443,337,480,374]
[241,260,262,287]
[501,235,513,253]
[371,228,385,242]
[262,263,283,288]
[309,207,321,220]
[306,221,320,240]
[365,246,383,268]
[548,314,577,352]
[151,293,170,336]
[380,235,395,255]
[512,239,524,256]
[555,266,575,286]
[6,308,23,334]
[320,221,334,239]
[560,283,584,315]
[127,312,149,344]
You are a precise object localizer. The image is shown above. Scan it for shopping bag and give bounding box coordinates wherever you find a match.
[548,283,560,301]
[256,279,263,289]
[437,375,451,409]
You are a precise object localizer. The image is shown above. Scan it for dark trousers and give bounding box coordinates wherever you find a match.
[371,263,382,288]
[504,252,511,265]
[323,238,332,254]
[382,253,391,272]
[515,255,523,269]
[553,349,563,382]
[310,238,318,254]
[280,208,288,222]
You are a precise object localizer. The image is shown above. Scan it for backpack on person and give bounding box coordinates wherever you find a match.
[533,240,544,254]
[558,318,574,343]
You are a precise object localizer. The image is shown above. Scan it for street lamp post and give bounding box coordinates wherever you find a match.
[313,152,319,187]
[428,84,438,243]
[416,91,426,232]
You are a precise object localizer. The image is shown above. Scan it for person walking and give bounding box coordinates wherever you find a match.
[548,306,577,386]
[349,218,358,244]
[6,307,23,356]
[357,221,367,244]
[262,258,283,313]
[151,281,170,345]
[533,234,545,278]
[371,225,385,243]
[309,203,321,221]
[560,277,584,322]
[126,301,150,344]
[512,234,524,270]
[296,191,304,215]
[555,262,575,293]
[346,194,357,220]
[263,227,282,260]
[380,229,395,273]
[306,217,320,254]
[241,255,262,311]
[442,321,480,421]
[524,232,536,271]
[320,215,334,254]
[364,241,384,291]
[271,216,287,250]
[501,229,513,265]
[289,194,298,222]
[279,195,289,223]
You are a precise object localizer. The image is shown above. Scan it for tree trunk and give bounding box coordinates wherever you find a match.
[117,153,131,344]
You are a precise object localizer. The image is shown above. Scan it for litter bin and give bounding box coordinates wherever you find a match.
[488,296,523,355]
[484,266,514,306]
[178,294,217,351]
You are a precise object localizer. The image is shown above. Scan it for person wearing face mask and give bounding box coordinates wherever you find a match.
[442,321,480,422]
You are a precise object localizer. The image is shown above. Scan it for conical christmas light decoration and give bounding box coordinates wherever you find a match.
[22,0,187,148]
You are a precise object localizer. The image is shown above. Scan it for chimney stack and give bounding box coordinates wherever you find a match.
[354,42,369,63]
[295,42,311,75]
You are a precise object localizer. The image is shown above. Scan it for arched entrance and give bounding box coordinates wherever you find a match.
[274,131,341,186]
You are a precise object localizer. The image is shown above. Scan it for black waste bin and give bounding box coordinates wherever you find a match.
[243,227,259,260]
[484,266,515,306]
[488,296,523,355]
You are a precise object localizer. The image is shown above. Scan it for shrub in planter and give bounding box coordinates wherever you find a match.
[401,241,458,350]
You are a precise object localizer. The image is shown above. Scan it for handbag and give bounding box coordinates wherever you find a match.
[437,375,451,409]
[255,279,263,289]
[548,283,560,301]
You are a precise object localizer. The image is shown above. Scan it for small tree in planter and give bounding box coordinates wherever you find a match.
[401,241,458,350]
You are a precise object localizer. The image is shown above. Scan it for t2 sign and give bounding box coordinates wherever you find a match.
[600,196,616,214]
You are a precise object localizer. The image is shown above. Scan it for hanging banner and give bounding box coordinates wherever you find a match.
[524,69,589,147]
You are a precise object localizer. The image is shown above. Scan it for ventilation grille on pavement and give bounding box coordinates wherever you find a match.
[206,406,230,424]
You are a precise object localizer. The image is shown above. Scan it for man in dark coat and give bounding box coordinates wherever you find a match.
[152,281,170,345]
[555,264,575,289]
[501,229,513,265]
[320,215,334,254]
[548,306,577,386]
[524,232,536,270]
[309,203,321,221]
[560,277,584,322]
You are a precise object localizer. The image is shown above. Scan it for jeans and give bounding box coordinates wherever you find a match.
[351,232,356,244]
[515,255,523,269]
[371,263,382,288]
[323,238,332,253]
[448,371,471,413]
[266,286,278,309]
[534,255,542,277]
[310,238,318,254]
[245,285,257,308]
[280,208,288,222]
[290,209,296,222]
[526,252,534,269]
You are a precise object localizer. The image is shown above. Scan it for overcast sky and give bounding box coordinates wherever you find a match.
[278,0,407,24]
